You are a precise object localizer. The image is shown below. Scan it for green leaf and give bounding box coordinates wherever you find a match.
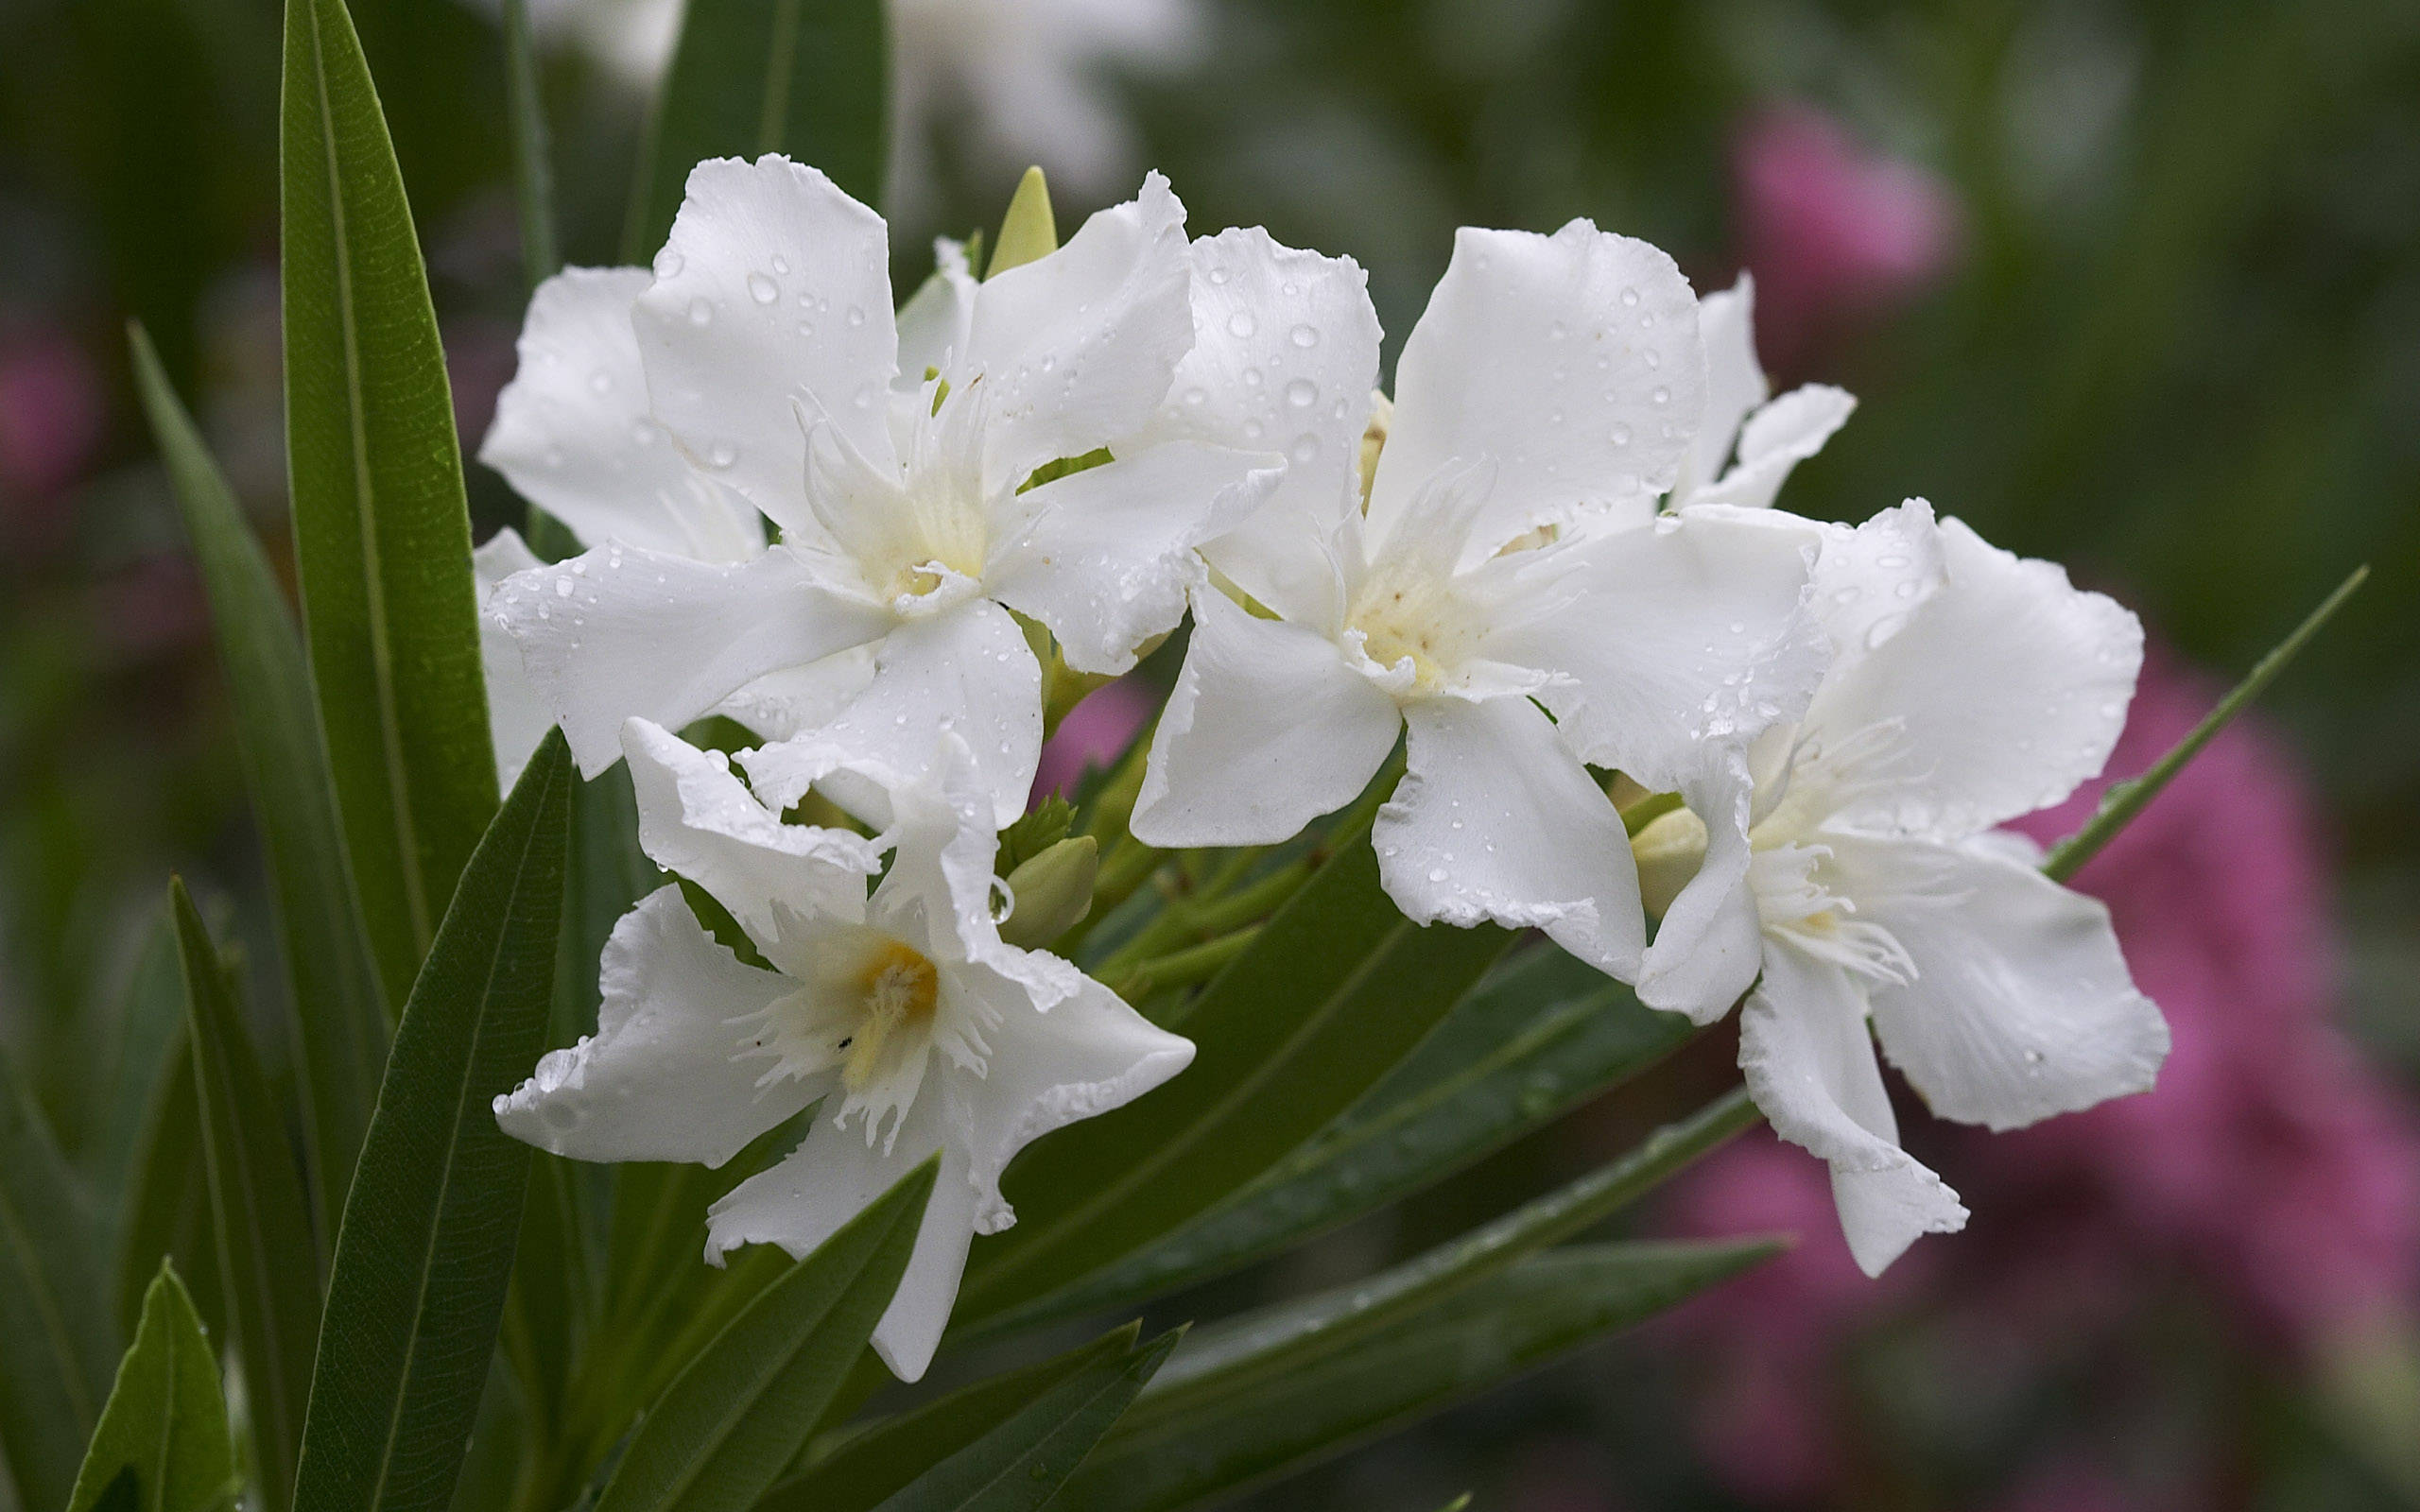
[595,1157,937,1512]
[131,324,392,1228]
[290,731,572,1512]
[861,1326,1180,1512]
[82,908,189,1199]
[985,166,1057,278]
[1062,1240,1778,1512]
[625,0,889,258]
[66,1263,240,1512]
[1135,1088,1760,1407]
[171,884,321,1512]
[113,1048,224,1346]
[764,1326,1146,1512]
[1000,946,1696,1332]
[0,1043,120,1512]
[282,0,500,1006]
[2045,563,2366,882]
[498,0,559,290]
[953,837,1514,1330]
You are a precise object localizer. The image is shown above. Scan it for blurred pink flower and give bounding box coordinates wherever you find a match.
[0,324,107,505]
[1734,105,1960,369]
[1029,675,1156,805]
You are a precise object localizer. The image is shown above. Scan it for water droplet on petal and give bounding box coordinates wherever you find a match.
[653,248,684,279]
[1610,423,1632,446]
[1619,285,1641,307]
[1227,310,1257,338]
[1241,367,1263,387]
[1290,435,1322,463]
[747,272,779,304]
[1285,378,1318,408]
[846,304,867,328]
[687,298,714,326]
[1290,323,1320,349]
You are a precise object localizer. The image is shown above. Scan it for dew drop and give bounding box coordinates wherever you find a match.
[1610,422,1633,446]
[1619,285,1641,307]
[1290,435,1322,463]
[1643,349,1661,369]
[1426,867,1448,883]
[1651,386,1670,405]
[708,440,738,468]
[1227,310,1257,338]
[686,298,714,326]
[1241,419,1265,440]
[1285,378,1318,408]
[747,272,779,304]
[653,249,684,279]
[1241,367,1264,388]
[1183,387,1208,406]
[845,304,867,327]
[1207,266,1233,286]
[1290,323,1320,349]
[554,577,575,598]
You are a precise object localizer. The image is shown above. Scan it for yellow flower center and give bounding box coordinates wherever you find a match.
[840,939,940,1092]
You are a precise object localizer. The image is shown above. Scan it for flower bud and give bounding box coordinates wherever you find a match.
[1630,806,1709,920]
[997,834,1098,948]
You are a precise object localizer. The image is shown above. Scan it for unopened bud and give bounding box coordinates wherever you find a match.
[997,834,1098,948]
[1629,804,1707,920]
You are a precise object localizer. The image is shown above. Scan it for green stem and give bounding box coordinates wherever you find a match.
[1115,926,1261,1002]
[2043,564,2367,883]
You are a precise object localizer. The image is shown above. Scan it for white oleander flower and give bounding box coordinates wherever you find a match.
[493,721,1193,1381]
[1632,499,2169,1275]
[489,156,1281,826]
[1129,221,1828,1015]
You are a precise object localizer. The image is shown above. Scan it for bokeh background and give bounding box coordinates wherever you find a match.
[3,0,2417,1506]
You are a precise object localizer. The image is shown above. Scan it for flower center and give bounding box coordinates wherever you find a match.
[840,938,940,1092]
[1345,570,1481,699]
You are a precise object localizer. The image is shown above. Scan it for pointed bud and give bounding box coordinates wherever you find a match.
[987,166,1058,279]
[997,834,1098,949]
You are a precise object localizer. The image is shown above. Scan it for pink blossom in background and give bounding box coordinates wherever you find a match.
[1733,105,1961,369]
[1029,675,1156,805]
[1993,649,2420,1345]
[1657,647,2420,1503]
[0,323,107,520]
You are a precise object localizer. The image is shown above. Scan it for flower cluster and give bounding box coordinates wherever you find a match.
[481,155,2169,1380]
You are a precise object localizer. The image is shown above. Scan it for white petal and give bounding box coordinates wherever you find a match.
[1843,834,2169,1131]
[1804,498,1946,672]
[1672,274,1769,505]
[1691,385,1857,513]
[893,238,977,386]
[1374,695,1646,979]
[493,885,815,1166]
[738,599,1043,830]
[1737,944,1968,1276]
[475,527,554,791]
[622,719,876,953]
[714,648,878,744]
[1634,752,1769,1023]
[944,968,1194,1232]
[1131,584,1400,848]
[961,172,1194,490]
[633,156,899,536]
[480,266,768,562]
[1806,514,2143,838]
[1152,228,1384,623]
[703,1095,979,1382]
[987,440,1283,675]
[493,541,892,778]
[1369,221,1705,555]
[1503,509,1826,791]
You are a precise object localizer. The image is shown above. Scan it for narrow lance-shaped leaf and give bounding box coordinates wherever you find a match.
[498,0,559,289]
[987,946,1695,1334]
[172,882,321,1512]
[595,1157,937,1512]
[113,1044,225,1346]
[66,1263,240,1512]
[863,1326,1182,1512]
[2045,564,2367,881]
[1061,1240,1779,1512]
[761,1325,1149,1512]
[954,836,1515,1329]
[292,731,573,1512]
[283,0,500,1005]
[626,0,889,258]
[0,1042,121,1512]
[1135,1088,1762,1412]
[131,324,391,1226]
[985,167,1056,278]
